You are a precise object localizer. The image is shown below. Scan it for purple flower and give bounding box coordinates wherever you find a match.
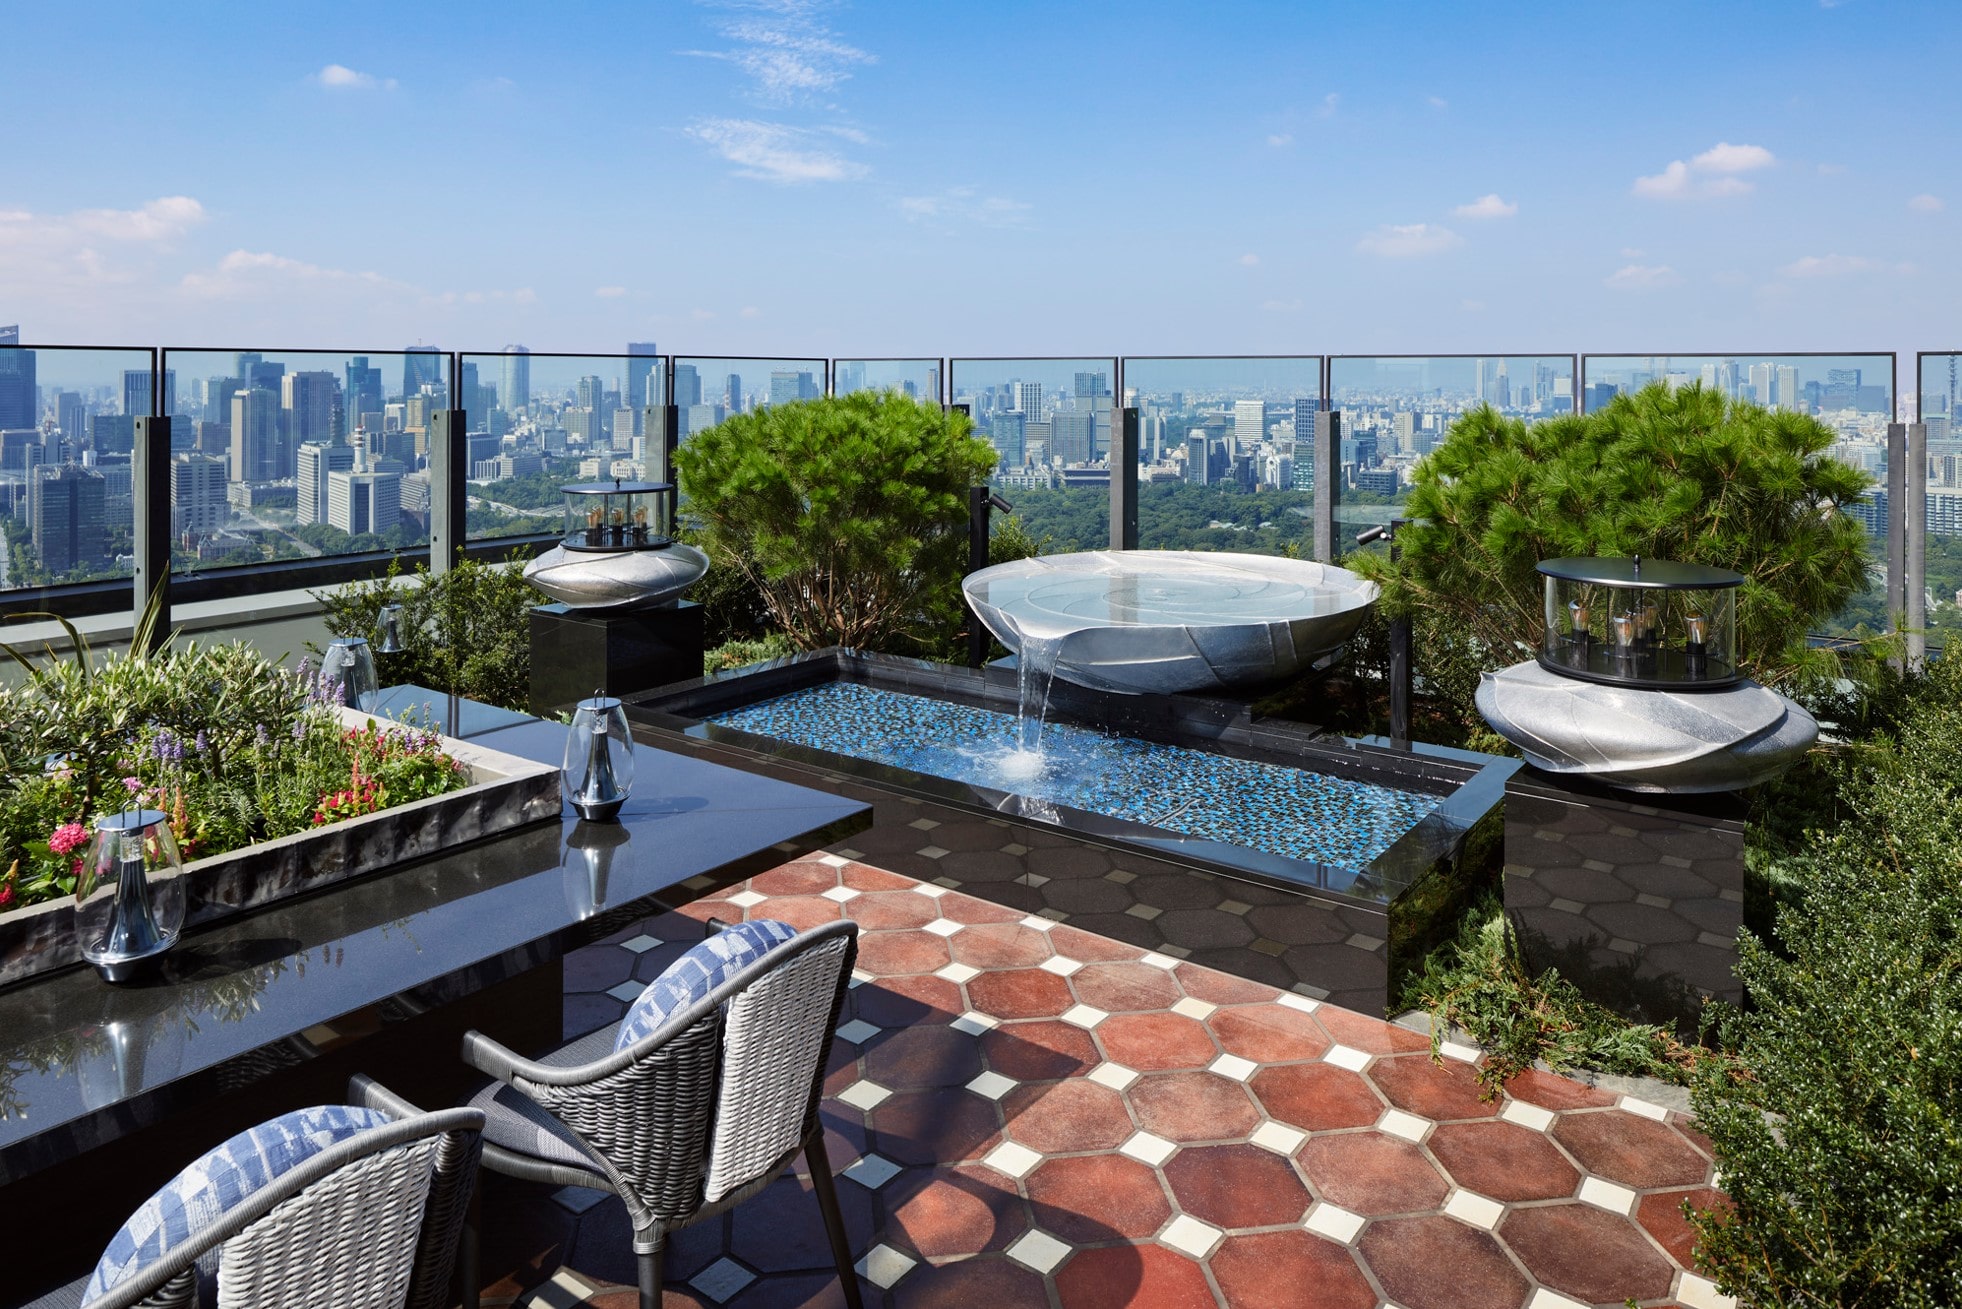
[121,776,144,795]
[194,731,208,754]
[255,723,270,746]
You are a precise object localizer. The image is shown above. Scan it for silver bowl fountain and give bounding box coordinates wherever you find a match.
[963,550,1378,696]
[522,477,708,612]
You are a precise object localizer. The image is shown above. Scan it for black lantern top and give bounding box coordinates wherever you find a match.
[1536,555,1743,691]
[559,478,676,553]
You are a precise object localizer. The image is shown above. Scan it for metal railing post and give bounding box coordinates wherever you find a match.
[1111,407,1139,550]
[1906,420,1928,665]
[1312,409,1341,562]
[132,411,172,649]
[1886,421,1906,652]
[428,408,467,575]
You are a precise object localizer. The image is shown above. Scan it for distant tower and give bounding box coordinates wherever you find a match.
[402,346,443,401]
[345,357,384,438]
[626,342,660,412]
[1015,381,1043,419]
[123,369,175,418]
[0,344,36,430]
[31,463,108,574]
[230,388,281,484]
[500,346,531,414]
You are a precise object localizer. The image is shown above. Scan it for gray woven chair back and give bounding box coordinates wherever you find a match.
[704,931,853,1202]
[214,1133,439,1309]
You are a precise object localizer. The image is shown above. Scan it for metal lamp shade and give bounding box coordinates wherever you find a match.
[75,809,186,983]
[321,637,381,710]
[564,695,635,822]
[376,603,408,654]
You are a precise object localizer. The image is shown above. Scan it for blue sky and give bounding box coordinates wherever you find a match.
[2,0,1957,383]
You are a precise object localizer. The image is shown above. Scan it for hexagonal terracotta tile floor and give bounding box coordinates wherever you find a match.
[480,853,1731,1309]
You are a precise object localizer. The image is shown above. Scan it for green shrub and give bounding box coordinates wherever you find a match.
[1353,382,1874,692]
[1689,654,1962,1307]
[675,391,999,654]
[315,554,536,711]
[704,634,794,676]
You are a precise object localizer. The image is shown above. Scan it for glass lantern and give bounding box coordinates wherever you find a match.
[376,602,407,654]
[1537,556,1742,691]
[564,694,635,821]
[75,808,186,983]
[559,478,676,553]
[320,637,380,710]
[562,820,633,919]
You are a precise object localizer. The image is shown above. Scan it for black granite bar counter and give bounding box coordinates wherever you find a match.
[0,690,869,1193]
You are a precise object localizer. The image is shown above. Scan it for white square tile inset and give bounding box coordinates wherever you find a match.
[1020,914,1058,932]
[1119,1131,1177,1166]
[1527,1290,1593,1309]
[855,1244,917,1289]
[912,882,950,898]
[1005,1228,1072,1273]
[1061,1004,1108,1029]
[951,1010,1000,1036]
[835,1079,892,1111]
[1580,1175,1638,1215]
[1676,1272,1740,1309]
[1378,1109,1430,1142]
[820,885,861,903]
[1139,951,1180,970]
[1250,1121,1307,1154]
[923,917,963,937]
[1088,1062,1140,1091]
[1209,1053,1257,1082]
[1039,955,1083,977]
[1439,1040,1481,1064]
[1325,1044,1371,1071]
[917,845,950,860]
[1276,992,1321,1013]
[935,962,981,984]
[1443,1189,1505,1230]
[1159,1214,1224,1258]
[620,934,663,954]
[965,1071,1017,1101]
[1620,1094,1671,1121]
[842,1153,902,1189]
[1303,1202,1367,1244]
[835,1019,880,1044]
[1500,1099,1556,1132]
[982,1140,1043,1179]
[690,1257,756,1304]
[816,853,849,867]
[605,981,645,1003]
[908,817,941,831]
[726,889,766,908]
[1170,996,1217,1020]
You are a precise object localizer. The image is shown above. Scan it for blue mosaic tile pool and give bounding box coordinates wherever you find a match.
[705,682,1443,872]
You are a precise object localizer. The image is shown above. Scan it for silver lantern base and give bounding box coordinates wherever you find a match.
[524,542,710,612]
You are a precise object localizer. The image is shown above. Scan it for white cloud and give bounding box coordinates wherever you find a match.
[897,186,1031,227]
[1605,263,1681,290]
[1691,141,1775,174]
[314,63,396,91]
[685,3,873,105]
[1909,193,1944,213]
[1427,95,1448,109]
[594,285,626,298]
[1315,92,1340,119]
[688,118,869,183]
[1266,133,1293,147]
[1635,142,1775,199]
[1776,253,1910,278]
[1355,223,1463,257]
[0,196,209,308]
[1619,247,1645,258]
[1261,298,1303,312]
[69,196,207,242]
[180,249,413,300]
[1238,253,1260,266]
[739,306,761,318]
[1453,193,1517,219]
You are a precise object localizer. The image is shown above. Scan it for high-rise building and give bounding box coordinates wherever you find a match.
[402,347,443,402]
[577,375,607,411]
[204,376,243,430]
[768,371,818,405]
[345,357,384,436]
[234,353,262,382]
[1051,411,1095,465]
[672,363,701,408]
[1,429,44,473]
[0,345,36,431]
[30,463,108,574]
[725,374,743,413]
[89,414,136,456]
[55,392,84,446]
[171,453,228,537]
[499,346,530,414]
[1015,382,1044,421]
[626,343,660,413]
[1233,400,1267,453]
[0,326,16,344]
[327,469,401,536]
[283,371,340,449]
[1184,433,1211,485]
[230,388,281,484]
[296,441,356,525]
[122,368,175,418]
[986,411,1025,468]
[1777,366,1802,411]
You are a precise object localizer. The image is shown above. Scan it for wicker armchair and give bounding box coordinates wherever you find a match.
[458,917,862,1309]
[27,1080,483,1309]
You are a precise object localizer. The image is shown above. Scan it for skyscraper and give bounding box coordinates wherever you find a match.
[1014,381,1043,421]
[626,342,660,413]
[1073,372,1108,399]
[297,441,356,525]
[500,346,530,414]
[986,411,1025,468]
[230,388,281,484]
[672,363,702,408]
[725,374,743,413]
[328,469,401,536]
[345,357,384,436]
[122,369,176,418]
[171,453,228,537]
[768,371,818,405]
[283,371,340,449]
[578,375,607,411]
[55,392,85,446]
[403,346,443,401]
[30,463,108,574]
[1233,400,1266,453]
[0,346,36,431]
[1051,411,1095,465]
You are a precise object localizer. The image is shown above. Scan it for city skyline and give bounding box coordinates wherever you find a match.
[1,1,1957,368]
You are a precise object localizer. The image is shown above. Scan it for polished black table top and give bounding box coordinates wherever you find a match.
[0,688,869,1187]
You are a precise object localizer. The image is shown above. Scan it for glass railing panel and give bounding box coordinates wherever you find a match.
[950,357,1117,554]
[0,343,153,594]
[1121,356,1322,557]
[669,356,827,444]
[1330,354,1574,542]
[1582,353,1894,636]
[1917,352,1961,649]
[458,351,665,542]
[833,358,942,403]
[157,349,437,574]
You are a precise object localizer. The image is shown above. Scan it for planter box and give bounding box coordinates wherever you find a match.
[0,708,563,989]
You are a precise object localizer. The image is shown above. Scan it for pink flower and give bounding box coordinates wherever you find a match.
[121,777,144,795]
[48,822,88,856]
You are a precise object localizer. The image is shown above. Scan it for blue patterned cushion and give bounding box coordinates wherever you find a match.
[83,1105,394,1306]
[615,918,800,1051]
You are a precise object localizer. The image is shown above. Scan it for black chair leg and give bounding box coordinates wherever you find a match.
[806,1133,864,1309]
[638,1245,663,1309]
[460,1188,482,1309]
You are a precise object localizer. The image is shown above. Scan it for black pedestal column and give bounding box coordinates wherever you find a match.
[530,602,706,717]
